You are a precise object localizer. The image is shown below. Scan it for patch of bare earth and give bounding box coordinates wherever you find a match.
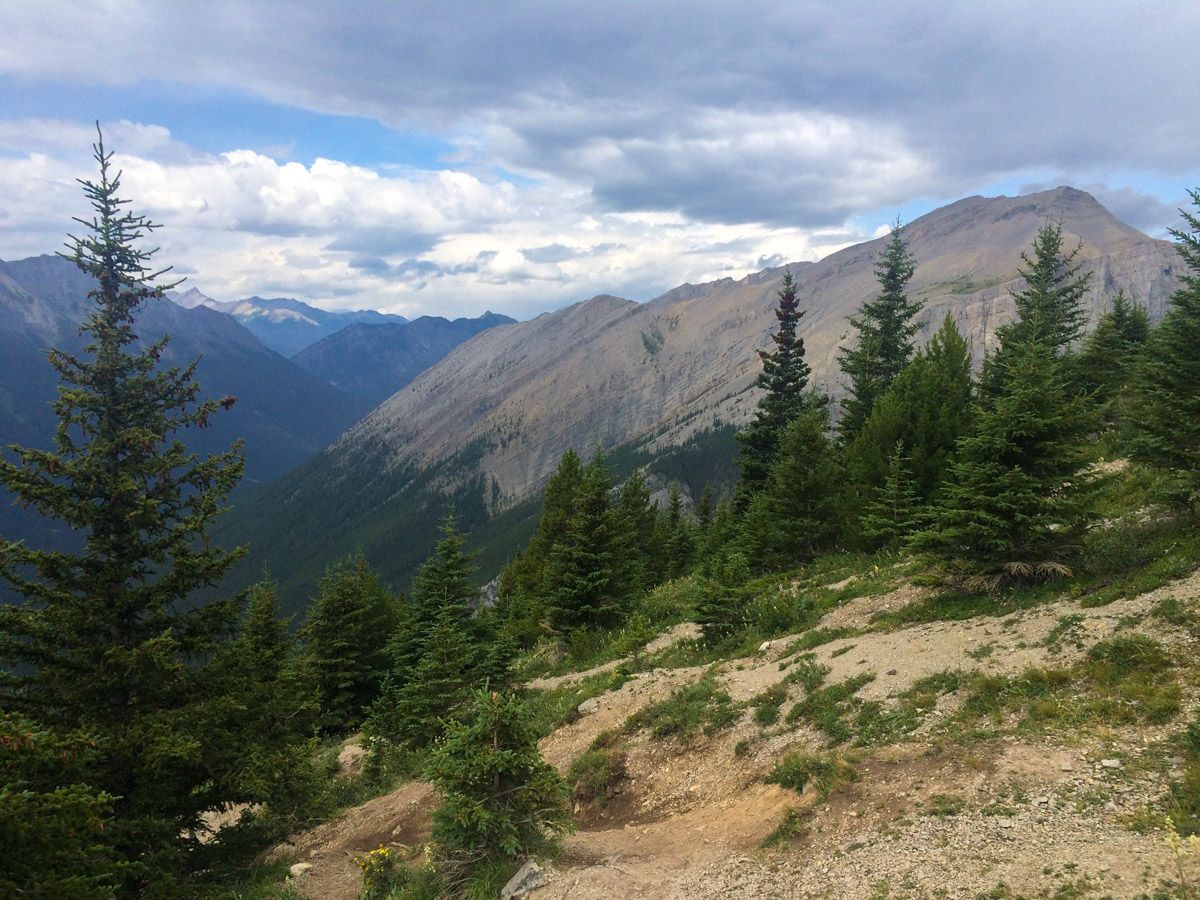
[268,569,1200,898]
[270,781,435,900]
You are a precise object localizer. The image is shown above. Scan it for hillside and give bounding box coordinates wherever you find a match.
[0,255,373,557]
[270,560,1200,899]
[292,311,516,408]
[216,187,1185,611]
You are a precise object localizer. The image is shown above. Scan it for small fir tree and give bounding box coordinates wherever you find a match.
[841,313,973,532]
[544,454,622,631]
[427,690,572,866]
[912,224,1097,582]
[737,268,813,496]
[613,468,660,594]
[837,223,922,442]
[859,441,926,548]
[1131,189,1200,505]
[662,482,695,579]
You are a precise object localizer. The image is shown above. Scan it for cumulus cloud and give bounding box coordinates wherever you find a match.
[0,2,1196,317]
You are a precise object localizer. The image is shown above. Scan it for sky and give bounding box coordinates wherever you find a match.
[0,1,1197,321]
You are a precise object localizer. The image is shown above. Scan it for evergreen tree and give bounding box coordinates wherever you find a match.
[301,554,396,733]
[0,131,284,890]
[980,219,1089,397]
[390,511,478,677]
[545,454,622,631]
[369,607,481,748]
[663,482,695,579]
[1132,189,1200,505]
[859,441,926,548]
[203,582,322,846]
[841,314,973,518]
[912,223,1096,582]
[837,223,922,442]
[741,401,839,568]
[427,690,572,866]
[612,468,660,594]
[0,714,116,898]
[737,269,813,495]
[1075,292,1149,435]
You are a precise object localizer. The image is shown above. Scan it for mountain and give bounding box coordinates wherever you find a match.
[217,187,1186,613]
[0,255,374,558]
[292,312,516,408]
[171,288,408,356]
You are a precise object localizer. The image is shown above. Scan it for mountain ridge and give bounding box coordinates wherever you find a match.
[216,186,1186,611]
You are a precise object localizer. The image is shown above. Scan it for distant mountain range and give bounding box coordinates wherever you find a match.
[292,312,515,408]
[213,187,1187,615]
[172,288,408,357]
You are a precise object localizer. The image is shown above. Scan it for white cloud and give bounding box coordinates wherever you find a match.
[0,122,858,319]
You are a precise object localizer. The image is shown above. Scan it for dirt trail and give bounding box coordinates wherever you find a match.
[528,623,702,691]
[271,568,1200,898]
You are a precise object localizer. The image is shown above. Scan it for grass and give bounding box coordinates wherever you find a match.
[760,807,810,847]
[751,684,788,726]
[956,633,1181,734]
[525,667,631,738]
[624,675,742,740]
[568,746,628,808]
[779,627,856,655]
[785,673,875,743]
[765,750,858,798]
[919,792,966,817]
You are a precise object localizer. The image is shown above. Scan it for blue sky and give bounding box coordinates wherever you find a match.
[0,1,1197,320]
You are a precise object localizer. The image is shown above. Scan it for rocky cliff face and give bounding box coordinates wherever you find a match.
[342,187,1182,511]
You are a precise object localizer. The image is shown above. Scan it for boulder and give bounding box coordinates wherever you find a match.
[501,860,548,900]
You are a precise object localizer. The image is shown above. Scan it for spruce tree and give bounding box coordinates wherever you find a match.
[842,314,973,514]
[427,690,572,867]
[0,130,273,890]
[912,222,1096,583]
[859,441,925,548]
[1076,292,1149,435]
[1132,189,1200,505]
[741,401,839,568]
[301,554,396,733]
[663,482,695,579]
[613,468,660,595]
[837,223,922,442]
[544,454,622,631]
[737,268,812,495]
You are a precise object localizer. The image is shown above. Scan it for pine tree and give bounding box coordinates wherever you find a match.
[1132,189,1200,505]
[301,554,396,733]
[370,607,481,748]
[741,401,839,569]
[389,511,479,677]
[979,219,1089,397]
[737,268,813,496]
[0,130,278,890]
[0,714,116,897]
[912,223,1096,583]
[837,223,922,442]
[545,454,622,631]
[612,468,660,594]
[427,690,572,865]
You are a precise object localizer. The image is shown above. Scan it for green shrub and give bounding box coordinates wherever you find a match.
[785,674,874,743]
[765,751,857,798]
[427,691,572,867]
[568,747,628,807]
[625,676,742,740]
[760,807,809,847]
[752,684,788,726]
